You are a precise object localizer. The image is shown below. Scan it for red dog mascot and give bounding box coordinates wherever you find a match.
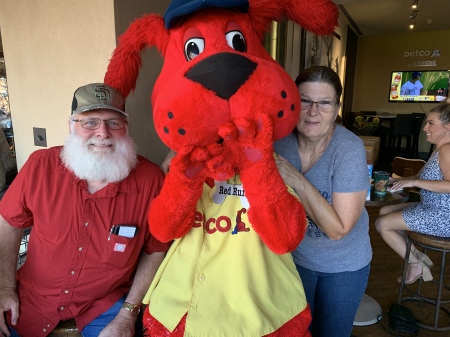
[105,0,337,335]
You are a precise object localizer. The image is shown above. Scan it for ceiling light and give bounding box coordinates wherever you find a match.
[409,22,415,29]
[412,0,419,9]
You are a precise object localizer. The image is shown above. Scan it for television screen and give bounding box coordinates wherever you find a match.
[389,70,450,103]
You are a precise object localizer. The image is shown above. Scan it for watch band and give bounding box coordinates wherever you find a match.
[122,301,141,316]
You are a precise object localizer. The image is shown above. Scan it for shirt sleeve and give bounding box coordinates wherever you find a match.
[332,136,370,193]
[139,168,172,255]
[0,152,36,228]
[144,235,172,254]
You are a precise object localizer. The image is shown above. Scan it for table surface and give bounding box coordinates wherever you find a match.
[365,189,409,207]
[364,114,397,119]
[376,114,397,118]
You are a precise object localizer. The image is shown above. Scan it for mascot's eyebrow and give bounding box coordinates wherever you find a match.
[226,21,242,33]
[184,27,203,41]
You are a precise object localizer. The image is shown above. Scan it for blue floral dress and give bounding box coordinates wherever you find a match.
[403,150,450,237]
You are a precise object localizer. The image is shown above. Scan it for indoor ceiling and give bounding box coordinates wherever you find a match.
[333,0,450,36]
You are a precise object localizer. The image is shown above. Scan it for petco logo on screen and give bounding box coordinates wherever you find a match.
[404,49,442,58]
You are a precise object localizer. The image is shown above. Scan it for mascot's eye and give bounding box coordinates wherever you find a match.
[184,38,205,61]
[225,31,246,52]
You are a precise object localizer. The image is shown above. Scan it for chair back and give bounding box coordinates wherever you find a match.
[412,113,425,135]
[411,113,425,157]
[394,114,415,137]
[391,156,426,178]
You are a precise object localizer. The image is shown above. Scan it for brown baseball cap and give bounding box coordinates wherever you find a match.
[71,83,129,118]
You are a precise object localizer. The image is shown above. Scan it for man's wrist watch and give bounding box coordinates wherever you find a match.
[122,302,141,316]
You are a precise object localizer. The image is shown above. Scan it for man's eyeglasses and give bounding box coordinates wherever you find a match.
[300,98,339,112]
[72,118,127,130]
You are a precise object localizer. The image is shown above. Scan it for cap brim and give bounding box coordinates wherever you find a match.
[72,104,129,118]
[164,0,249,29]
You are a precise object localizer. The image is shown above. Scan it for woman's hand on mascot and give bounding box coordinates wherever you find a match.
[275,154,301,188]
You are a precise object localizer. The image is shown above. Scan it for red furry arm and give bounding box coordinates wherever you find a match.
[148,144,237,242]
[148,147,209,242]
[148,169,204,242]
[241,155,307,255]
[221,116,307,254]
[104,14,168,97]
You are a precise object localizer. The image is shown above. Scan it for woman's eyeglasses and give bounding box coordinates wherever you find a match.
[300,98,339,112]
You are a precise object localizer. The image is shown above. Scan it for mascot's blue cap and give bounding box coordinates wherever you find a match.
[164,0,249,29]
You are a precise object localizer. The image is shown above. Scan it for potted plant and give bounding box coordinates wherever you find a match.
[353,115,381,136]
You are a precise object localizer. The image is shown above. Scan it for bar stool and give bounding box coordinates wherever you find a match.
[48,319,81,337]
[398,232,450,331]
[391,156,426,178]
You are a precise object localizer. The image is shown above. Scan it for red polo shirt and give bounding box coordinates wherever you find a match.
[0,147,170,336]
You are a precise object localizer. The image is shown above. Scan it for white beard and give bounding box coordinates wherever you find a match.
[60,130,138,183]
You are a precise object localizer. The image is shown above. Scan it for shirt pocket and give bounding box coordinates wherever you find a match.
[101,234,139,268]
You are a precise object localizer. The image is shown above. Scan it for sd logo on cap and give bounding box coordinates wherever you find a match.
[71,83,129,118]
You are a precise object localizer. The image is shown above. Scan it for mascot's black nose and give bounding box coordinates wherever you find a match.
[186,52,257,100]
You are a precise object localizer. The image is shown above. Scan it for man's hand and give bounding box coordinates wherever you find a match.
[161,150,176,175]
[98,309,137,337]
[0,287,19,337]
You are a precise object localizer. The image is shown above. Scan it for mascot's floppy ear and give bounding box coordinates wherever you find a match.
[249,0,338,39]
[104,14,169,98]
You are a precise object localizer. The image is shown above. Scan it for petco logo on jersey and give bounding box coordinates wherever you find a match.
[404,49,442,58]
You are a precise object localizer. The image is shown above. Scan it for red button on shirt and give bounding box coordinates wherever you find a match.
[0,147,170,336]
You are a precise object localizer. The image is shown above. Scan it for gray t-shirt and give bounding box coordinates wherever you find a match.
[274,124,372,273]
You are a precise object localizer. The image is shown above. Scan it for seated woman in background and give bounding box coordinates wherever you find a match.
[375,101,450,284]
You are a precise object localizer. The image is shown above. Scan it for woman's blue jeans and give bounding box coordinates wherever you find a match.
[296,263,370,337]
[8,295,127,337]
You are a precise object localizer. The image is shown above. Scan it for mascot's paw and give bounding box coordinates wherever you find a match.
[169,146,205,180]
[202,144,236,180]
[172,144,236,181]
[219,114,274,169]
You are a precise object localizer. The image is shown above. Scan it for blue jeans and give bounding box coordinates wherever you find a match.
[8,295,127,337]
[81,295,126,337]
[296,263,370,337]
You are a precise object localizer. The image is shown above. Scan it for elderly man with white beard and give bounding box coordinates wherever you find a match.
[0,83,170,337]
